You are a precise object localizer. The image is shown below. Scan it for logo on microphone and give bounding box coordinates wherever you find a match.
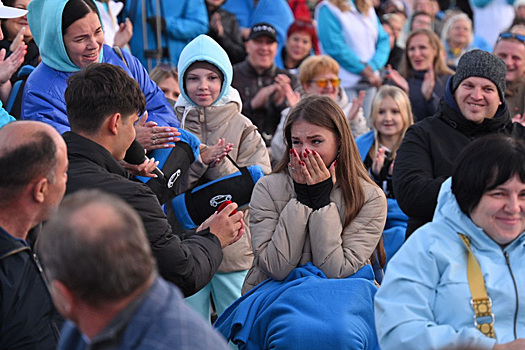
[167,169,181,188]
[210,194,232,207]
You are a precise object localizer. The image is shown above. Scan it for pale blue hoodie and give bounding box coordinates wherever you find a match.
[375,178,525,349]
[177,34,233,107]
[28,0,104,72]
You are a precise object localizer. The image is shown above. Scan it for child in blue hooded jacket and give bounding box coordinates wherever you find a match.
[175,35,271,322]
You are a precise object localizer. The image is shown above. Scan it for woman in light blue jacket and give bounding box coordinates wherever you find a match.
[375,135,525,350]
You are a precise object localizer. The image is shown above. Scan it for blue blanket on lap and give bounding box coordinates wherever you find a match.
[215,263,379,350]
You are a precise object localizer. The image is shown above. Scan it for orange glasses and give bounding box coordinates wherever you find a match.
[309,78,341,88]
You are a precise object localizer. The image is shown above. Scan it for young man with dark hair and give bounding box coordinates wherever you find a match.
[63,63,244,297]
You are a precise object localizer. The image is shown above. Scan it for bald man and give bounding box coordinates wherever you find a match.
[39,190,230,350]
[0,121,68,349]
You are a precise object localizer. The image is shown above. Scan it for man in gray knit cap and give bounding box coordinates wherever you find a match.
[393,49,525,237]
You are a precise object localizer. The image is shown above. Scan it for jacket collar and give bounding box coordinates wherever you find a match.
[63,131,129,178]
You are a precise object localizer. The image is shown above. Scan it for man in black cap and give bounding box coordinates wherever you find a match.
[232,22,299,148]
[393,49,525,237]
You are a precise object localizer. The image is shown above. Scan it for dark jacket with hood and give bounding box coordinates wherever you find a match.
[393,77,525,236]
[63,131,223,297]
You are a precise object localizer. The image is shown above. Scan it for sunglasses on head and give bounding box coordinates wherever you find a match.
[309,78,341,88]
[294,20,315,30]
[498,32,525,43]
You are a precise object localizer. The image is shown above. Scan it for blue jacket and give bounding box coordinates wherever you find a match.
[122,0,208,67]
[221,0,294,53]
[216,263,379,349]
[355,131,408,262]
[58,277,229,350]
[0,101,15,129]
[22,45,178,134]
[375,178,525,349]
[23,0,178,133]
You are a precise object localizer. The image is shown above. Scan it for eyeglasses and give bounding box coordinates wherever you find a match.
[308,78,341,88]
[498,32,525,43]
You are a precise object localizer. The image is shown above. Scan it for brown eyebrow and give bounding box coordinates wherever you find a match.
[291,134,324,139]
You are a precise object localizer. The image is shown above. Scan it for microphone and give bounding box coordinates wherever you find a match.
[124,140,165,179]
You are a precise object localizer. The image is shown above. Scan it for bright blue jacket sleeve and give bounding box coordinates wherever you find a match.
[0,102,15,129]
[317,5,366,74]
[470,0,492,8]
[165,0,209,40]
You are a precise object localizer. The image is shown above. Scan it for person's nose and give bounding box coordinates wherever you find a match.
[505,195,521,214]
[471,86,483,100]
[198,79,208,90]
[86,36,98,49]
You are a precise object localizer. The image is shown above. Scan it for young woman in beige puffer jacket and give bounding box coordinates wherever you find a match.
[243,94,387,294]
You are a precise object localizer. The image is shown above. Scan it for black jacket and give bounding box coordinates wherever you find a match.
[63,132,223,297]
[0,226,60,350]
[393,84,525,237]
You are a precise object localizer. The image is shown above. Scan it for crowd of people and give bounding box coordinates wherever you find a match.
[0,0,524,349]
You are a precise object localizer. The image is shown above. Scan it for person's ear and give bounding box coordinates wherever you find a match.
[50,280,75,317]
[32,177,48,204]
[107,113,121,135]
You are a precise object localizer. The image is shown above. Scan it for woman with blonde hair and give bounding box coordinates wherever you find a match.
[315,0,390,120]
[386,28,453,121]
[356,85,413,262]
[243,94,387,293]
[441,12,491,68]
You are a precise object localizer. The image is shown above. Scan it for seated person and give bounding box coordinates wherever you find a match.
[0,121,66,349]
[63,62,244,297]
[393,49,525,237]
[174,34,271,321]
[243,94,387,294]
[39,190,230,350]
[22,0,177,152]
[375,135,525,350]
[355,85,413,262]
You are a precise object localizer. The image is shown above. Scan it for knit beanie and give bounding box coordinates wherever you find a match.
[184,61,224,85]
[452,50,506,100]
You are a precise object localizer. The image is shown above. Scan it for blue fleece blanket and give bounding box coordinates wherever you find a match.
[215,263,379,350]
